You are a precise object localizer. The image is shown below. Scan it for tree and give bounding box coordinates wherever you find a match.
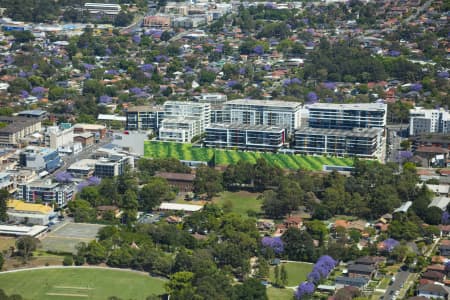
[165,271,197,300]
[16,236,38,262]
[193,166,223,199]
[0,252,4,270]
[0,189,8,222]
[85,241,107,265]
[63,255,73,266]
[139,177,175,211]
[257,257,269,279]
[280,265,288,287]
[274,265,280,286]
[232,278,268,300]
[282,228,315,262]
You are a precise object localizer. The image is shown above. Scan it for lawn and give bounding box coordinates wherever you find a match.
[144,141,354,171]
[0,267,167,300]
[270,262,314,287]
[213,191,262,216]
[0,237,15,251]
[267,286,294,300]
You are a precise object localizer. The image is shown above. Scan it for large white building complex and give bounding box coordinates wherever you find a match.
[409,107,450,136]
[223,99,303,134]
[159,101,211,143]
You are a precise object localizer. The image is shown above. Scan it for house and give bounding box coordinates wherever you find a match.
[440,241,450,257]
[96,205,120,218]
[335,276,369,289]
[347,264,376,279]
[284,216,303,229]
[427,264,447,276]
[155,172,196,193]
[418,283,450,300]
[440,226,450,237]
[355,256,386,267]
[422,270,445,282]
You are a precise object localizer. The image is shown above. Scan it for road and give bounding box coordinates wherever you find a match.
[386,127,403,163]
[382,271,410,300]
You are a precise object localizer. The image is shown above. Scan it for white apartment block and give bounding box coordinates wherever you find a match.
[409,107,450,136]
[223,99,302,134]
[159,101,211,143]
[45,126,74,149]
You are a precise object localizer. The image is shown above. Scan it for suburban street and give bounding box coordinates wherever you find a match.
[386,125,406,163]
[382,271,410,300]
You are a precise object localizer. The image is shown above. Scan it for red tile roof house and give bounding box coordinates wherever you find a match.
[422,270,445,283]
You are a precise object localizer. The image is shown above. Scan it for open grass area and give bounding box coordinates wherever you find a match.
[0,237,15,251]
[213,191,262,216]
[144,141,354,171]
[267,286,294,300]
[270,262,313,287]
[0,268,166,300]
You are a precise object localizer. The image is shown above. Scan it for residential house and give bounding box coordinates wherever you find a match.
[422,270,445,283]
[418,283,450,300]
[347,264,376,279]
[155,172,196,193]
[440,240,450,257]
[335,276,369,289]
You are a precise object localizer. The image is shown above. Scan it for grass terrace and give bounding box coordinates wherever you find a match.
[0,268,166,300]
[269,261,314,287]
[144,141,354,171]
[213,191,262,216]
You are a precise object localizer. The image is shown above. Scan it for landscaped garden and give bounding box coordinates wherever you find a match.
[144,141,354,171]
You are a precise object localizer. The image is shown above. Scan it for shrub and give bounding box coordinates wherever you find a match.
[63,255,73,266]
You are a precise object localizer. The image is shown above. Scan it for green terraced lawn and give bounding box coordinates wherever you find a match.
[267,286,295,300]
[144,141,354,171]
[0,268,166,300]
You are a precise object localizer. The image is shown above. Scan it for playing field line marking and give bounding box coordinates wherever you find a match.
[46,293,88,297]
[54,286,94,290]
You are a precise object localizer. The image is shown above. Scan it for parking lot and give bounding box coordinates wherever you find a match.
[40,222,105,254]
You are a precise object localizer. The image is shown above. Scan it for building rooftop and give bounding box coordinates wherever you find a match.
[296,127,383,137]
[22,146,55,156]
[429,197,450,211]
[0,116,41,134]
[7,199,53,214]
[0,224,48,237]
[159,202,203,212]
[73,123,106,130]
[306,102,387,111]
[225,99,302,109]
[207,123,285,132]
[17,110,47,117]
[155,172,195,181]
[68,159,97,171]
[126,105,164,113]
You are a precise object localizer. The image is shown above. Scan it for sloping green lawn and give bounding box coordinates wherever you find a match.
[0,268,166,300]
[213,191,262,216]
[270,262,314,287]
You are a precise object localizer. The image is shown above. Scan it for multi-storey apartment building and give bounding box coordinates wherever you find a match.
[125,105,164,131]
[409,107,450,136]
[205,123,286,151]
[305,103,387,130]
[159,101,211,143]
[17,179,75,207]
[19,146,61,173]
[293,127,384,159]
[0,116,42,147]
[223,99,302,134]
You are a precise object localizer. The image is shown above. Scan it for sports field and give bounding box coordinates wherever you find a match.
[270,262,313,287]
[0,267,166,300]
[213,191,262,216]
[144,141,354,171]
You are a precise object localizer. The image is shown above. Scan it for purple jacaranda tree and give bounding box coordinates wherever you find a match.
[382,238,399,252]
[55,171,73,183]
[140,64,154,72]
[410,83,422,92]
[132,35,141,44]
[227,80,238,88]
[99,95,112,104]
[253,45,264,55]
[437,71,449,79]
[18,71,28,78]
[261,236,284,254]
[388,50,401,57]
[307,270,321,284]
[239,67,246,75]
[155,55,168,63]
[312,255,337,278]
[105,48,112,56]
[32,63,38,70]
[323,82,336,90]
[442,211,449,225]
[20,90,29,99]
[307,92,318,103]
[77,181,90,191]
[284,78,302,86]
[87,176,101,185]
[265,2,276,9]
[295,282,315,299]
[130,87,142,95]
[105,69,119,76]
[31,86,45,98]
[398,151,413,161]
[263,64,271,71]
[83,63,95,71]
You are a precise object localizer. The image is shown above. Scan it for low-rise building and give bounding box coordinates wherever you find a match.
[6,199,55,225]
[0,116,42,147]
[155,172,195,192]
[347,264,376,279]
[335,276,369,289]
[418,283,450,300]
[94,154,133,177]
[73,123,106,140]
[67,159,97,178]
[19,146,61,173]
[143,15,171,29]
[17,110,47,119]
[45,125,74,150]
[205,123,286,151]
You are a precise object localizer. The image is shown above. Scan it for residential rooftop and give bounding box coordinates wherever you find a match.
[225,99,303,109]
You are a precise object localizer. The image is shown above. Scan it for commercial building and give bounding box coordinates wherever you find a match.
[19,146,61,173]
[17,110,48,119]
[6,199,55,225]
[305,103,387,130]
[205,123,286,151]
[45,125,74,149]
[143,15,171,29]
[193,93,227,105]
[223,99,302,134]
[293,127,384,159]
[0,172,15,193]
[155,172,196,192]
[17,179,75,207]
[94,154,133,177]
[409,107,450,136]
[125,105,164,131]
[159,101,210,143]
[84,3,121,18]
[67,159,97,178]
[73,123,106,139]
[0,116,42,147]
[112,131,149,156]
